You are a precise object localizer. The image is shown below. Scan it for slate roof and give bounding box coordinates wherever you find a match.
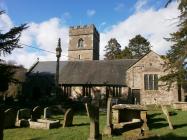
[59,59,137,86]
[31,61,68,74]
[31,59,138,86]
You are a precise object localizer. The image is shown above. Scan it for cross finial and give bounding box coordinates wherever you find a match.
[56,38,62,58]
[58,38,61,48]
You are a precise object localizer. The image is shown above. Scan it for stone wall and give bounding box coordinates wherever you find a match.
[66,86,129,102]
[68,25,99,61]
[126,51,178,105]
[68,50,94,61]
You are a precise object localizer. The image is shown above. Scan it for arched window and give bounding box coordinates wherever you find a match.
[78,38,84,48]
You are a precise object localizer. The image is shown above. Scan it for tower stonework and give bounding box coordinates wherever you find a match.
[68,24,100,61]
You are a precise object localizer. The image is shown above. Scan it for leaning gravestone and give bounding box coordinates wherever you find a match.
[0,108,4,140]
[4,108,17,128]
[63,108,74,128]
[31,106,43,121]
[161,105,173,130]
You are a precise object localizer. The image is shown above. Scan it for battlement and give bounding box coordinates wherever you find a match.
[69,24,99,39]
[70,24,95,30]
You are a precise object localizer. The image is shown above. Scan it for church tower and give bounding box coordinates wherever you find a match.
[68,24,100,61]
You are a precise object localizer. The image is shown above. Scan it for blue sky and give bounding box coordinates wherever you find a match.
[4,0,168,31]
[0,0,179,68]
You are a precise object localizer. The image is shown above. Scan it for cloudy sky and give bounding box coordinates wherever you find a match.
[0,0,180,68]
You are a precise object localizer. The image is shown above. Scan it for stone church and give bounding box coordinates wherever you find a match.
[28,24,182,105]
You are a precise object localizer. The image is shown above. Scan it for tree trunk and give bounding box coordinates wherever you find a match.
[0,108,4,140]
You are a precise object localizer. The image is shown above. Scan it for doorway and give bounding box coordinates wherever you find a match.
[132,89,140,104]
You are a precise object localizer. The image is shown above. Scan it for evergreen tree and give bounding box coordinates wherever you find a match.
[128,34,151,58]
[0,11,27,92]
[118,47,133,59]
[104,38,121,60]
[161,0,187,101]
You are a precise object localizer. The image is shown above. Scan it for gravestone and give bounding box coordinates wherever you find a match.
[15,108,31,127]
[103,96,112,136]
[17,108,31,120]
[4,108,17,128]
[140,111,149,131]
[44,107,51,119]
[63,108,74,128]
[161,105,173,130]
[87,90,101,140]
[0,109,4,140]
[31,106,43,121]
[85,103,90,118]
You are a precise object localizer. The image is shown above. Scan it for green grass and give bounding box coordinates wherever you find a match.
[147,109,187,139]
[3,109,187,140]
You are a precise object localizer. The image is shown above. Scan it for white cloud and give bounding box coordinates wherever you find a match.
[87,9,96,17]
[135,0,148,12]
[1,16,69,68]
[114,3,125,12]
[0,12,13,32]
[100,2,179,59]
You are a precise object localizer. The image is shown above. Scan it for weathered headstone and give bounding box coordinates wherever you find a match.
[84,96,92,118]
[0,109,4,140]
[63,108,74,128]
[87,89,101,140]
[85,103,90,118]
[17,108,31,120]
[103,96,112,136]
[15,108,31,127]
[140,111,149,131]
[161,105,173,130]
[31,106,43,121]
[4,108,17,128]
[44,107,51,119]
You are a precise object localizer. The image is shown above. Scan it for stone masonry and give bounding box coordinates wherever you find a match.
[126,51,178,105]
[68,24,100,61]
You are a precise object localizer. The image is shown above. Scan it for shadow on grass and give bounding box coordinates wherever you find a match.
[73,123,89,127]
[169,111,177,116]
[28,137,43,140]
[148,113,168,130]
[174,123,187,129]
[148,112,186,130]
[141,133,187,140]
[148,113,162,119]
[148,122,168,130]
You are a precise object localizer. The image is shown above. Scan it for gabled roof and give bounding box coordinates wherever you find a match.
[127,50,162,69]
[59,59,138,86]
[30,59,138,86]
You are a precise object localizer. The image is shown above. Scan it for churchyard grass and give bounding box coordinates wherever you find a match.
[3,109,187,140]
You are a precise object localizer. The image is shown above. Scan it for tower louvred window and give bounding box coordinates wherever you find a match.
[78,38,84,48]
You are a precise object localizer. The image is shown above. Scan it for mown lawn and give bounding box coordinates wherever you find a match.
[3,109,187,140]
